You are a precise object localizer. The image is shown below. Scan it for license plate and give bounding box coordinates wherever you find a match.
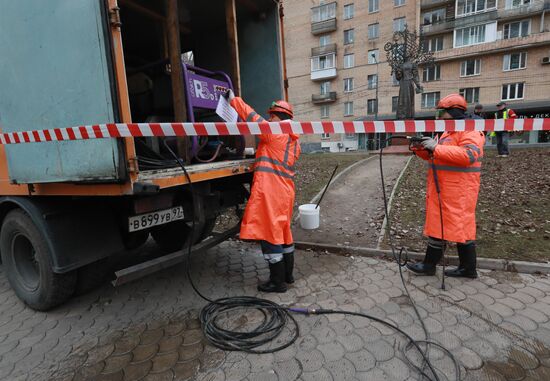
[128,206,184,232]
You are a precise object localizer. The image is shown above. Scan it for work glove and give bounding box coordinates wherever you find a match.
[225,89,235,102]
[420,137,438,152]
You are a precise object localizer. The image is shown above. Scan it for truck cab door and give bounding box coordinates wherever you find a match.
[0,0,124,183]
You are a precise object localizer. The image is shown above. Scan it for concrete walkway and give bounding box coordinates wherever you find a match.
[2,241,550,380]
[293,154,410,248]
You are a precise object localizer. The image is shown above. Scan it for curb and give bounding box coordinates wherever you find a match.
[294,241,550,275]
[376,155,413,250]
[294,155,376,222]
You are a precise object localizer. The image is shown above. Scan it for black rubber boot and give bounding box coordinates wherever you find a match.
[283,252,294,284]
[407,245,443,276]
[445,242,478,279]
[258,261,287,293]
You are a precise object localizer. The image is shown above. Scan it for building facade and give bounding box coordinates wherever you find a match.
[284,0,550,151]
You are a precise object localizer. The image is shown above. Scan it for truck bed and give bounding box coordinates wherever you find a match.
[137,158,255,186]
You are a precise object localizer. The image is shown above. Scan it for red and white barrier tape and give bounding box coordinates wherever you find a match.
[2,119,549,145]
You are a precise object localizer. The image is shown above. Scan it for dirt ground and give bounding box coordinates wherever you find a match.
[215,152,370,231]
[382,148,550,262]
[292,154,410,247]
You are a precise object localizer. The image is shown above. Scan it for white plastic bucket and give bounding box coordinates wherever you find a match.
[299,204,320,230]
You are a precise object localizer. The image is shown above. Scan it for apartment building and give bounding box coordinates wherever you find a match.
[419,0,550,144]
[284,0,550,151]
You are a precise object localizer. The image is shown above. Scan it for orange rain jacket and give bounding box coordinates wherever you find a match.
[415,130,485,243]
[230,97,301,245]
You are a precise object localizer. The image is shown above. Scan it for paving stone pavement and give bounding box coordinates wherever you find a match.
[1,241,550,380]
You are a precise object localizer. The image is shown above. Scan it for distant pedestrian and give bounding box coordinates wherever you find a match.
[493,101,517,157]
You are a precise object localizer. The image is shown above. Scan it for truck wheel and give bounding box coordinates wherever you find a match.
[0,209,76,311]
[151,220,190,252]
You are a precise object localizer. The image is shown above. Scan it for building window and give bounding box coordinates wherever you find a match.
[344,3,354,19]
[344,102,354,116]
[319,35,331,46]
[368,74,378,89]
[392,96,399,112]
[345,133,356,139]
[423,9,446,25]
[503,52,527,71]
[454,22,497,47]
[311,54,336,71]
[506,0,531,9]
[460,59,481,76]
[502,83,524,100]
[503,20,530,39]
[320,81,331,95]
[312,2,337,23]
[367,99,378,115]
[456,0,497,17]
[344,78,354,92]
[368,23,379,39]
[393,17,407,32]
[321,132,330,138]
[344,29,355,44]
[344,53,355,68]
[422,92,440,108]
[394,0,406,6]
[423,36,444,52]
[369,0,379,13]
[321,106,330,119]
[368,49,379,64]
[459,87,480,104]
[422,64,441,81]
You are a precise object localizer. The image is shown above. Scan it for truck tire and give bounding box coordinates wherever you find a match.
[0,209,76,311]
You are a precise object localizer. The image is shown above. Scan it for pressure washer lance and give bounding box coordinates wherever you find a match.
[315,164,339,209]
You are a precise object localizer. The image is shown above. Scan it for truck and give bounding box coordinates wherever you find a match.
[0,0,287,310]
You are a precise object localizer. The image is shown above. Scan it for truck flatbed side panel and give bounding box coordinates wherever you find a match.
[0,0,122,184]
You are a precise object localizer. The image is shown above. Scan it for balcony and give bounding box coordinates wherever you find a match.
[311,18,337,35]
[311,43,337,57]
[312,92,337,104]
[454,9,497,29]
[311,2,337,35]
[498,1,550,22]
[311,67,337,81]
[420,0,454,9]
[433,31,550,62]
[421,19,455,35]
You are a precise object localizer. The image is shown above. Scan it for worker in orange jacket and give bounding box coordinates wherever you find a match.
[227,90,300,293]
[407,94,485,278]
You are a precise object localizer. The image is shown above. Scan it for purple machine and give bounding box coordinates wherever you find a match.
[181,63,244,162]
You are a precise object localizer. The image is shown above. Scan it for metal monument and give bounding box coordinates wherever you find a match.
[385,26,434,119]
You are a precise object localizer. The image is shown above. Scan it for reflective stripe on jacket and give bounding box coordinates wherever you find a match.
[415,130,485,243]
[230,97,301,244]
